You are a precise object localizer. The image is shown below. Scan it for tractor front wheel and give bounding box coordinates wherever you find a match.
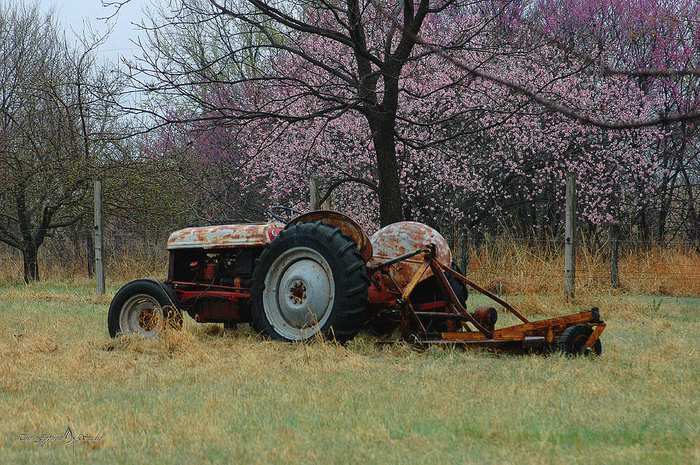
[108,279,183,338]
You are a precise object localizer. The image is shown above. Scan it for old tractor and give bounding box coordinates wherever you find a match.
[108,209,605,355]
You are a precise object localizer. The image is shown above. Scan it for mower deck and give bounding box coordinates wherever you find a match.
[382,244,606,355]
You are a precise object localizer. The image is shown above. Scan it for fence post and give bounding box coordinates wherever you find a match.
[565,172,576,299]
[94,180,105,294]
[610,221,620,289]
[309,177,320,210]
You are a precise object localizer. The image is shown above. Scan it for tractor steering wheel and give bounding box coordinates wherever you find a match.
[269,205,303,223]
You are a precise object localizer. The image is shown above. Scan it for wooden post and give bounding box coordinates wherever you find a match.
[565,173,576,299]
[87,230,94,279]
[309,177,320,210]
[94,180,105,294]
[610,221,620,289]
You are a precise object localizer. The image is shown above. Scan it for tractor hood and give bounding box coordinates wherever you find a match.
[167,223,283,250]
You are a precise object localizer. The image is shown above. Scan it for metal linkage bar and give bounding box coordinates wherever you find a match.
[433,258,530,324]
[367,248,424,274]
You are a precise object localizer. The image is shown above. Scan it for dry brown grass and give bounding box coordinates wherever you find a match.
[0,282,698,464]
[2,236,698,298]
[0,240,168,284]
[463,238,700,297]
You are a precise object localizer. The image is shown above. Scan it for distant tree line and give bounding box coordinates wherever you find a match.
[2,0,699,282]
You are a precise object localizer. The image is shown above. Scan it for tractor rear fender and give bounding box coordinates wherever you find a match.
[285,210,373,262]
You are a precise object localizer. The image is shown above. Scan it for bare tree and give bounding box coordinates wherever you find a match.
[0,3,119,282]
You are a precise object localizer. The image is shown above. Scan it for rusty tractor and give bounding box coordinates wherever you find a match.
[108,209,605,355]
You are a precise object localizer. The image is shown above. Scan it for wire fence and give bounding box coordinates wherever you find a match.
[453,234,700,296]
[1,228,699,296]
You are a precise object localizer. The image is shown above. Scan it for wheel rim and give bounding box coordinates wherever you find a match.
[119,294,164,337]
[262,247,335,340]
[571,333,589,353]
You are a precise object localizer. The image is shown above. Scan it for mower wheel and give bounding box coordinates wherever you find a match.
[108,279,183,338]
[250,221,368,342]
[559,324,602,356]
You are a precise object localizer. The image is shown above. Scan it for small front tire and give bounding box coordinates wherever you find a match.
[108,279,183,338]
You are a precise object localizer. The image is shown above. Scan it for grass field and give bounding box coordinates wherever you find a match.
[1,281,699,464]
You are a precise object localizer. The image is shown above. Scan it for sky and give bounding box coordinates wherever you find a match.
[38,0,150,66]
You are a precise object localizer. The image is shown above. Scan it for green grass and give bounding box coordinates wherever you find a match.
[1,281,699,464]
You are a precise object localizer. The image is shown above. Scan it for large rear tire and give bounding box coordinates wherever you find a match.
[108,279,183,338]
[250,222,368,342]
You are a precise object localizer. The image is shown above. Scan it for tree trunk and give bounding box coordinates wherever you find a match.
[638,208,650,249]
[609,221,620,289]
[657,201,668,243]
[687,204,700,246]
[372,119,404,227]
[22,246,39,283]
[680,167,700,246]
[656,170,675,243]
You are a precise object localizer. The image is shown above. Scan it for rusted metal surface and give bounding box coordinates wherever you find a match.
[133,212,606,353]
[438,260,530,324]
[285,210,373,262]
[429,255,493,338]
[416,337,546,353]
[369,248,424,274]
[192,299,243,322]
[400,257,431,300]
[367,273,396,307]
[583,322,606,351]
[167,223,283,250]
[369,222,452,292]
[170,281,251,294]
[438,309,601,342]
[472,307,498,332]
[170,283,250,322]
[370,243,605,354]
[203,263,217,281]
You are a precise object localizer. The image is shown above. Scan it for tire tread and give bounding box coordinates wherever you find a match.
[250,221,368,342]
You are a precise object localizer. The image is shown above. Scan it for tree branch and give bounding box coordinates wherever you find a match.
[320,176,378,205]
